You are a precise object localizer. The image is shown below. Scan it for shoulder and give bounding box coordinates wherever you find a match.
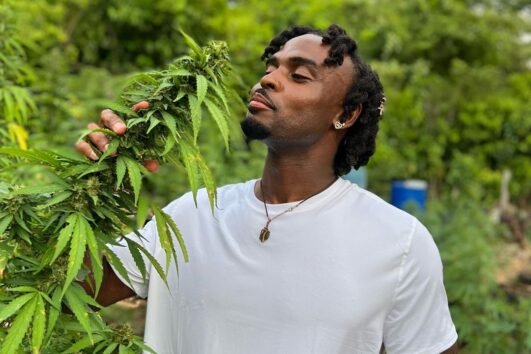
[351,183,414,221]
[215,179,256,206]
[340,181,419,241]
[337,180,442,265]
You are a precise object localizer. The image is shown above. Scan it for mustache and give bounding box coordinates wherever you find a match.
[250,88,276,110]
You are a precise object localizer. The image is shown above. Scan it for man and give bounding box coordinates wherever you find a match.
[76,25,459,354]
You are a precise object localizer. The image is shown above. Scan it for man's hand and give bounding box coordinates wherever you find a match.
[75,101,160,172]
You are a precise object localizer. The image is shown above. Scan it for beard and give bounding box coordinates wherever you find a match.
[240,115,271,140]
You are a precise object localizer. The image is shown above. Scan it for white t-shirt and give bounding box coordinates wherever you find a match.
[111,178,457,354]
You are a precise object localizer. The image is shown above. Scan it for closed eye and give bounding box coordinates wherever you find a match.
[291,73,311,81]
[263,64,277,76]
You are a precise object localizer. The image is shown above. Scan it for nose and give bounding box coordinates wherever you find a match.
[259,69,282,91]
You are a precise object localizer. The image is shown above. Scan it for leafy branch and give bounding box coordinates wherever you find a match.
[0,33,237,354]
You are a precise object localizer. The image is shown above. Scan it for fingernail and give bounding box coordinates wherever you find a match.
[114,123,127,135]
[89,151,99,160]
[103,143,109,151]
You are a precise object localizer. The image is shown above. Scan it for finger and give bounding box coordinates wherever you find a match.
[87,123,110,152]
[143,160,160,173]
[100,109,127,136]
[132,101,150,112]
[75,140,99,161]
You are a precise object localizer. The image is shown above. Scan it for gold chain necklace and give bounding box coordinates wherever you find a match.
[258,178,337,243]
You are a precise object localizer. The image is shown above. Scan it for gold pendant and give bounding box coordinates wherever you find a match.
[259,227,270,242]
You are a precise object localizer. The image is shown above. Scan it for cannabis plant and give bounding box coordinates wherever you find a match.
[0,32,236,354]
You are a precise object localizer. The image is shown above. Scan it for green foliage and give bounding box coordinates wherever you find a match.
[0,2,36,150]
[351,1,531,204]
[89,0,228,71]
[1,0,529,351]
[0,34,236,353]
[423,199,531,353]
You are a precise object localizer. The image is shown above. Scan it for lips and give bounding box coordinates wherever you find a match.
[248,92,275,111]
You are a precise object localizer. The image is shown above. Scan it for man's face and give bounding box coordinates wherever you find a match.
[241,34,355,147]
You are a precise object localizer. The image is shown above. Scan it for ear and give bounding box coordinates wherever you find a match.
[341,103,362,128]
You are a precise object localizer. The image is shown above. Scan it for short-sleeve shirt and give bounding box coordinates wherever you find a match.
[110,178,457,353]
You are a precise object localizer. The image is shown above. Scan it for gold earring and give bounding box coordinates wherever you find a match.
[334,121,345,129]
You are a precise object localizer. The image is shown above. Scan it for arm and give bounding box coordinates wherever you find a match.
[81,252,135,307]
[383,220,458,353]
[76,101,156,306]
[441,341,459,354]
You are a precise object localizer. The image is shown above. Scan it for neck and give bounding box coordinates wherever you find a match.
[257,145,338,204]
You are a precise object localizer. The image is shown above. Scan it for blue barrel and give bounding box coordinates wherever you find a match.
[390,180,428,213]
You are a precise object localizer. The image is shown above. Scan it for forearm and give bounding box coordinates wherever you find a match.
[441,341,459,354]
[80,252,135,307]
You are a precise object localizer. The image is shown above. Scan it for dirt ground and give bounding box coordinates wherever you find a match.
[496,240,531,297]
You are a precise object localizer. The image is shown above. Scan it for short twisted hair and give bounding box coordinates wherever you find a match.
[261,24,385,176]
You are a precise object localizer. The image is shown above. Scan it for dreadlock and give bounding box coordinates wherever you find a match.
[261,24,385,176]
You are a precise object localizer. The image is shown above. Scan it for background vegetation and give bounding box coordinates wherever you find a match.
[1,0,530,352]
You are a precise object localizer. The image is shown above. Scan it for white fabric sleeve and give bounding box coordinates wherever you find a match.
[383,219,458,354]
[108,219,159,299]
